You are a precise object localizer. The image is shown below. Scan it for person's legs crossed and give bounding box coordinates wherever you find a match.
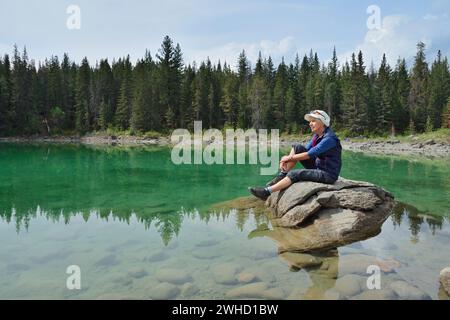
[266,144,315,187]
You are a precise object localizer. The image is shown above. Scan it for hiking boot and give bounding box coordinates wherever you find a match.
[265,173,287,187]
[249,187,270,201]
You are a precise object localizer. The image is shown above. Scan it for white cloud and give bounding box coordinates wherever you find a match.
[339,13,450,69]
[186,36,297,69]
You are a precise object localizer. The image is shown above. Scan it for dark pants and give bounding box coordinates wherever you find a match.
[286,144,337,184]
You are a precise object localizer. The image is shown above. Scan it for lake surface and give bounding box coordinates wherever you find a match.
[0,143,449,299]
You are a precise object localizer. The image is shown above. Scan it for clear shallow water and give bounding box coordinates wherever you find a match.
[0,143,449,300]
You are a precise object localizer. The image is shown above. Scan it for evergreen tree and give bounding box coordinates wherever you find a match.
[429,50,450,129]
[11,46,39,134]
[237,50,251,128]
[286,62,300,132]
[273,58,288,131]
[1,37,449,137]
[442,97,450,128]
[97,59,115,130]
[408,42,429,132]
[0,55,12,132]
[157,36,183,130]
[115,56,133,130]
[341,52,369,135]
[75,57,91,133]
[392,58,410,133]
[61,53,76,131]
[193,61,211,127]
[248,74,267,129]
[220,73,239,129]
[180,64,195,129]
[375,54,393,133]
[324,47,341,127]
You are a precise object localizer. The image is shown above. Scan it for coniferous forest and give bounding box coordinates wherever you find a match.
[0,36,449,137]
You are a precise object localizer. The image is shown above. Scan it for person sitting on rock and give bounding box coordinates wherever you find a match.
[249,110,342,200]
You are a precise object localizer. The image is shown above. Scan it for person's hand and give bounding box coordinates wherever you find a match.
[280,155,293,163]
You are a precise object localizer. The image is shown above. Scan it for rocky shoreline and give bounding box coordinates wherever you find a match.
[1,135,449,157]
[0,135,170,146]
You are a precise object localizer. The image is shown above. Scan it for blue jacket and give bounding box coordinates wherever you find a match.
[305,127,342,180]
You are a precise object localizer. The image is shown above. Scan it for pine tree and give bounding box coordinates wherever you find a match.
[248,74,267,129]
[355,51,369,133]
[11,46,40,134]
[2,38,450,137]
[220,73,239,129]
[273,58,288,131]
[324,47,341,126]
[75,57,91,133]
[47,55,63,120]
[131,54,156,133]
[237,50,251,128]
[157,36,184,130]
[193,61,211,127]
[61,53,76,131]
[341,52,369,135]
[180,64,195,129]
[392,58,410,133]
[429,50,450,129]
[115,56,132,130]
[375,54,393,133]
[408,42,429,132]
[0,54,12,132]
[97,59,115,130]
[442,97,450,128]
[115,81,130,130]
[254,51,264,78]
[286,62,300,132]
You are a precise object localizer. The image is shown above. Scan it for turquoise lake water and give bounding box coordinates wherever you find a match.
[0,143,449,299]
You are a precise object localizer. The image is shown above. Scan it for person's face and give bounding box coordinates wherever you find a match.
[309,118,325,134]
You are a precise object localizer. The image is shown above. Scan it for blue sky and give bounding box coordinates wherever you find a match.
[1,0,449,69]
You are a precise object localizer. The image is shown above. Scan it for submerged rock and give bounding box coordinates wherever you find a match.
[94,254,119,267]
[334,274,366,298]
[148,282,180,300]
[237,272,259,284]
[225,282,285,299]
[155,269,192,284]
[351,288,397,300]
[389,281,431,300]
[212,263,242,285]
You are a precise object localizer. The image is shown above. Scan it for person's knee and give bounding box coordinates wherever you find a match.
[286,169,302,184]
[292,144,307,154]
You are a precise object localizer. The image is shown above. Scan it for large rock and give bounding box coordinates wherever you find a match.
[260,178,394,252]
[212,177,394,253]
[440,267,450,297]
[266,177,393,227]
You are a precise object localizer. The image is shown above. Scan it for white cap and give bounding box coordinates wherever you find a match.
[304,110,330,127]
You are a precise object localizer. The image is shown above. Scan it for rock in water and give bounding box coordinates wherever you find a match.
[440,267,450,297]
[257,177,394,252]
[266,177,393,227]
[212,178,394,253]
